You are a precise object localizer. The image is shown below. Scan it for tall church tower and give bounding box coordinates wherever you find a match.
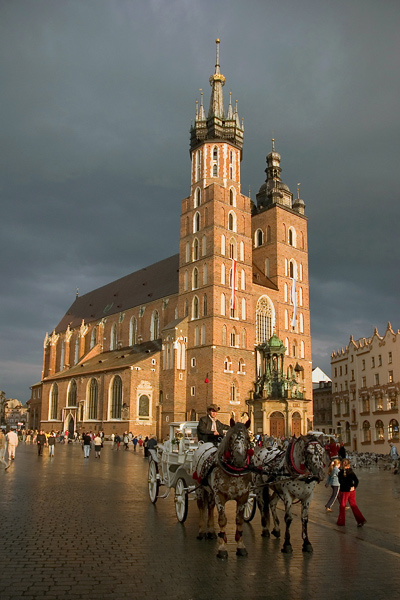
[250,140,312,435]
[178,40,256,422]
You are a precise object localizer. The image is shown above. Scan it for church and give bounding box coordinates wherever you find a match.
[32,40,313,440]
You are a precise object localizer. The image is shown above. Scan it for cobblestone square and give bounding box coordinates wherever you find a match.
[0,443,399,600]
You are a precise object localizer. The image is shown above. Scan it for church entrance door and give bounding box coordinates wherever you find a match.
[269,411,285,438]
[292,412,302,436]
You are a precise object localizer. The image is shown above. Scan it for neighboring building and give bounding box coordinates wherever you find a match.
[331,323,400,452]
[27,383,43,431]
[4,399,28,430]
[312,367,333,433]
[35,41,312,440]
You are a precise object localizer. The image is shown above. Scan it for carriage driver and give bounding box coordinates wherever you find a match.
[197,403,230,444]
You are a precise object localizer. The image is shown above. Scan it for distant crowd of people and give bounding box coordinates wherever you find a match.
[0,427,158,468]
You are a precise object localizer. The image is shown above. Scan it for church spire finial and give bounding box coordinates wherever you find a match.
[208,39,226,119]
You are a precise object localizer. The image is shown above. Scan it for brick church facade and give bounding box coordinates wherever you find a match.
[34,41,313,440]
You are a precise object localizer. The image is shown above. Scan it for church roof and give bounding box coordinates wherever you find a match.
[44,340,162,381]
[55,254,179,333]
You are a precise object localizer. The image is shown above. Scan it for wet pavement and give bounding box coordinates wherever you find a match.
[0,442,399,600]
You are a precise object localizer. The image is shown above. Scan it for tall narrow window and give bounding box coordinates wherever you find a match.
[192,268,199,290]
[74,337,79,364]
[129,317,137,346]
[193,238,199,261]
[111,376,122,419]
[222,325,227,345]
[68,379,77,407]
[221,234,226,255]
[202,235,207,256]
[50,384,58,420]
[228,211,236,232]
[240,241,244,262]
[192,296,199,319]
[221,263,226,285]
[110,324,117,351]
[193,212,200,233]
[88,378,98,419]
[90,327,97,349]
[201,324,206,345]
[60,340,65,369]
[194,187,201,207]
[151,311,159,340]
[203,264,207,285]
[221,293,226,316]
[203,294,207,316]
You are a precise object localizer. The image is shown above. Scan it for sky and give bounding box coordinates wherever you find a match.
[1,0,399,402]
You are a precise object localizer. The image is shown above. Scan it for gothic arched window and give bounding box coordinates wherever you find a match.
[256,296,275,344]
[111,376,122,419]
[50,383,58,420]
[88,378,98,420]
[151,311,159,340]
[68,379,77,407]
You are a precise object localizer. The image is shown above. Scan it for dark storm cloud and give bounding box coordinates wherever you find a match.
[1,0,399,399]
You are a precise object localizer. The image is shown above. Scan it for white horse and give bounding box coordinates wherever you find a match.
[252,434,327,553]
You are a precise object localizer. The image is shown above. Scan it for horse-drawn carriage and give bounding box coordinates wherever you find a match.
[148,419,327,557]
[147,421,200,522]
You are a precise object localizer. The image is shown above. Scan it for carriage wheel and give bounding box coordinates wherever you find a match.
[174,478,189,523]
[244,494,257,522]
[148,460,160,504]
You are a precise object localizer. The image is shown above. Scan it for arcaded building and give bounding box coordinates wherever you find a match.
[35,41,312,440]
[331,323,400,452]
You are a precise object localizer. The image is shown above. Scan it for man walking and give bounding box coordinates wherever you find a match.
[6,429,18,461]
[37,430,47,456]
[83,432,91,458]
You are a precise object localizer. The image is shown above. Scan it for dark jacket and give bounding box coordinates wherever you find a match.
[338,468,359,492]
[37,433,46,445]
[197,414,229,443]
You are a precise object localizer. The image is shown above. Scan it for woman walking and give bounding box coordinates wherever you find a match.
[325,459,340,512]
[337,458,366,527]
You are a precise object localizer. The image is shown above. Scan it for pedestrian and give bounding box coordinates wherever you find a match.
[326,438,339,460]
[94,434,102,458]
[6,429,19,461]
[48,432,56,457]
[37,430,47,456]
[111,433,115,446]
[83,432,92,458]
[143,436,149,457]
[325,459,340,512]
[0,429,10,470]
[389,441,398,462]
[338,442,346,460]
[138,436,143,450]
[389,442,399,474]
[123,432,129,451]
[115,434,121,450]
[132,436,138,452]
[147,435,157,454]
[337,458,366,527]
